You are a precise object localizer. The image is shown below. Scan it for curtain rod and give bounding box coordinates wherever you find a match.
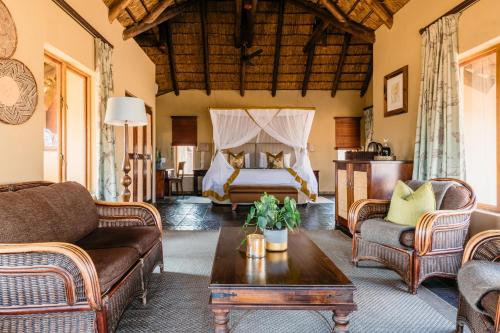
[419,0,480,34]
[51,0,114,49]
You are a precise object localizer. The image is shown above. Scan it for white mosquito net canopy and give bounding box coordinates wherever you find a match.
[202,108,318,202]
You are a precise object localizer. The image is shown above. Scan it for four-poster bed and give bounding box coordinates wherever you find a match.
[202,108,318,205]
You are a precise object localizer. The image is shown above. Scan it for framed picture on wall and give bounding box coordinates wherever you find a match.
[384,65,408,117]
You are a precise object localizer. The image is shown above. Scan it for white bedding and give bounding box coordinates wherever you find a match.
[232,169,297,187]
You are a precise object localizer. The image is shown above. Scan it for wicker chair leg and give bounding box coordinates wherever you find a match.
[455,322,464,333]
[141,290,148,305]
[159,262,165,273]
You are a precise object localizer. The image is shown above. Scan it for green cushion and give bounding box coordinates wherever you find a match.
[386,181,436,226]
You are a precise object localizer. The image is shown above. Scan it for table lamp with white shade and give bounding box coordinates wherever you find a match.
[105,96,147,202]
[197,143,210,169]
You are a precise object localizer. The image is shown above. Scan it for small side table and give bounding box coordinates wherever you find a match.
[193,169,208,196]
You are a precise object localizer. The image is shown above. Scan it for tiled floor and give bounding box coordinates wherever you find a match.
[154,196,459,307]
[156,196,335,231]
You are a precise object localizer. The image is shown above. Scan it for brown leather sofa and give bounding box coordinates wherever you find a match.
[0,181,164,332]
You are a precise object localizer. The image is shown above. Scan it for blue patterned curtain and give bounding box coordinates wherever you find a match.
[95,38,118,201]
[413,14,465,180]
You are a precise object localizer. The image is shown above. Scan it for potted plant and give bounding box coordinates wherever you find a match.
[243,193,301,251]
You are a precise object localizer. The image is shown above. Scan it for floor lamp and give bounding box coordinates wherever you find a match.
[105,97,147,202]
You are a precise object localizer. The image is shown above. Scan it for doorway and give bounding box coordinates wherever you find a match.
[43,52,91,187]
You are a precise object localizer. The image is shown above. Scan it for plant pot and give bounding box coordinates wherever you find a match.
[263,229,288,252]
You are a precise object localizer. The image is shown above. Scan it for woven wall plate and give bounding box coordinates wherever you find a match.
[0,59,38,125]
[0,0,17,59]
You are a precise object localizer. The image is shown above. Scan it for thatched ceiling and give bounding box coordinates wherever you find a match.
[103,0,409,97]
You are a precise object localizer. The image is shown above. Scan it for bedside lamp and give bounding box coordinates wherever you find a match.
[197,143,210,169]
[105,97,147,202]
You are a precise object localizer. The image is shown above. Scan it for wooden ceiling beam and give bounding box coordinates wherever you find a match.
[318,0,347,22]
[234,0,242,47]
[160,23,179,95]
[360,45,373,97]
[199,0,210,95]
[240,46,246,96]
[331,33,351,97]
[143,0,175,24]
[271,0,285,97]
[242,0,258,47]
[289,0,374,43]
[123,0,197,40]
[363,0,392,29]
[303,20,328,53]
[109,0,133,22]
[302,19,324,97]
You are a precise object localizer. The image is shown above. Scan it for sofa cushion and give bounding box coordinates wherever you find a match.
[386,181,436,226]
[0,182,98,243]
[356,220,415,247]
[480,291,499,319]
[77,226,160,255]
[86,247,139,293]
[441,185,471,210]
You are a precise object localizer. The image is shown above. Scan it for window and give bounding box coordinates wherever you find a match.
[461,45,499,211]
[175,146,194,175]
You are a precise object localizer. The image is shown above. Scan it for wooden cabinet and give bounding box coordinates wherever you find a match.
[333,160,413,232]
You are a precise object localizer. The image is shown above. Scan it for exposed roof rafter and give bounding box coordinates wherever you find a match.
[109,0,133,22]
[123,0,198,40]
[331,33,351,97]
[363,0,393,29]
[288,0,375,43]
[271,0,285,97]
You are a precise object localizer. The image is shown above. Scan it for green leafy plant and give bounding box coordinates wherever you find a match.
[243,193,301,232]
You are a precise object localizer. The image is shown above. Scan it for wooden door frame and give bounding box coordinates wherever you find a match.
[125,91,154,202]
[44,51,92,188]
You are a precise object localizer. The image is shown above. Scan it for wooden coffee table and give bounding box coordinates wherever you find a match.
[208,227,357,333]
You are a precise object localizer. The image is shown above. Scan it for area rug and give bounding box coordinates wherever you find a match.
[117,230,458,333]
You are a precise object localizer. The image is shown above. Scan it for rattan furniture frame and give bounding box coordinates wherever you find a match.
[348,178,477,294]
[0,182,164,333]
[457,230,500,333]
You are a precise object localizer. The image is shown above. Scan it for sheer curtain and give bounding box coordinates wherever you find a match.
[248,108,317,195]
[413,14,465,180]
[95,38,118,201]
[203,108,318,201]
[202,109,262,199]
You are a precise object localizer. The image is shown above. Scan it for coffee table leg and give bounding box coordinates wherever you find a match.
[213,309,229,333]
[332,310,350,333]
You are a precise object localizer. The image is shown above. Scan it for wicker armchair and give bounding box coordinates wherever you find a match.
[348,178,477,294]
[0,181,164,333]
[457,230,500,333]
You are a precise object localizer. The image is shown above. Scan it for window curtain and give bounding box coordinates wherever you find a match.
[413,14,465,180]
[363,106,374,149]
[95,38,118,201]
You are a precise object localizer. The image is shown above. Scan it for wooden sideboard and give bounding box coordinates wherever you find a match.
[333,160,413,233]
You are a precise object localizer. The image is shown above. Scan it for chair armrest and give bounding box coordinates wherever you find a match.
[462,230,500,264]
[0,242,101,310]
[95,201,162,233]
[414,209,475,255]
[460,230,500,332]
[348,199,390,234]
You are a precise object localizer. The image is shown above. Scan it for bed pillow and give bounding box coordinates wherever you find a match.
[283,153,291,168]
[386,181,436,226]
[266,151,284,169]
[259,152,267,168]
[244,153,251,168]
[227,151,245,169]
